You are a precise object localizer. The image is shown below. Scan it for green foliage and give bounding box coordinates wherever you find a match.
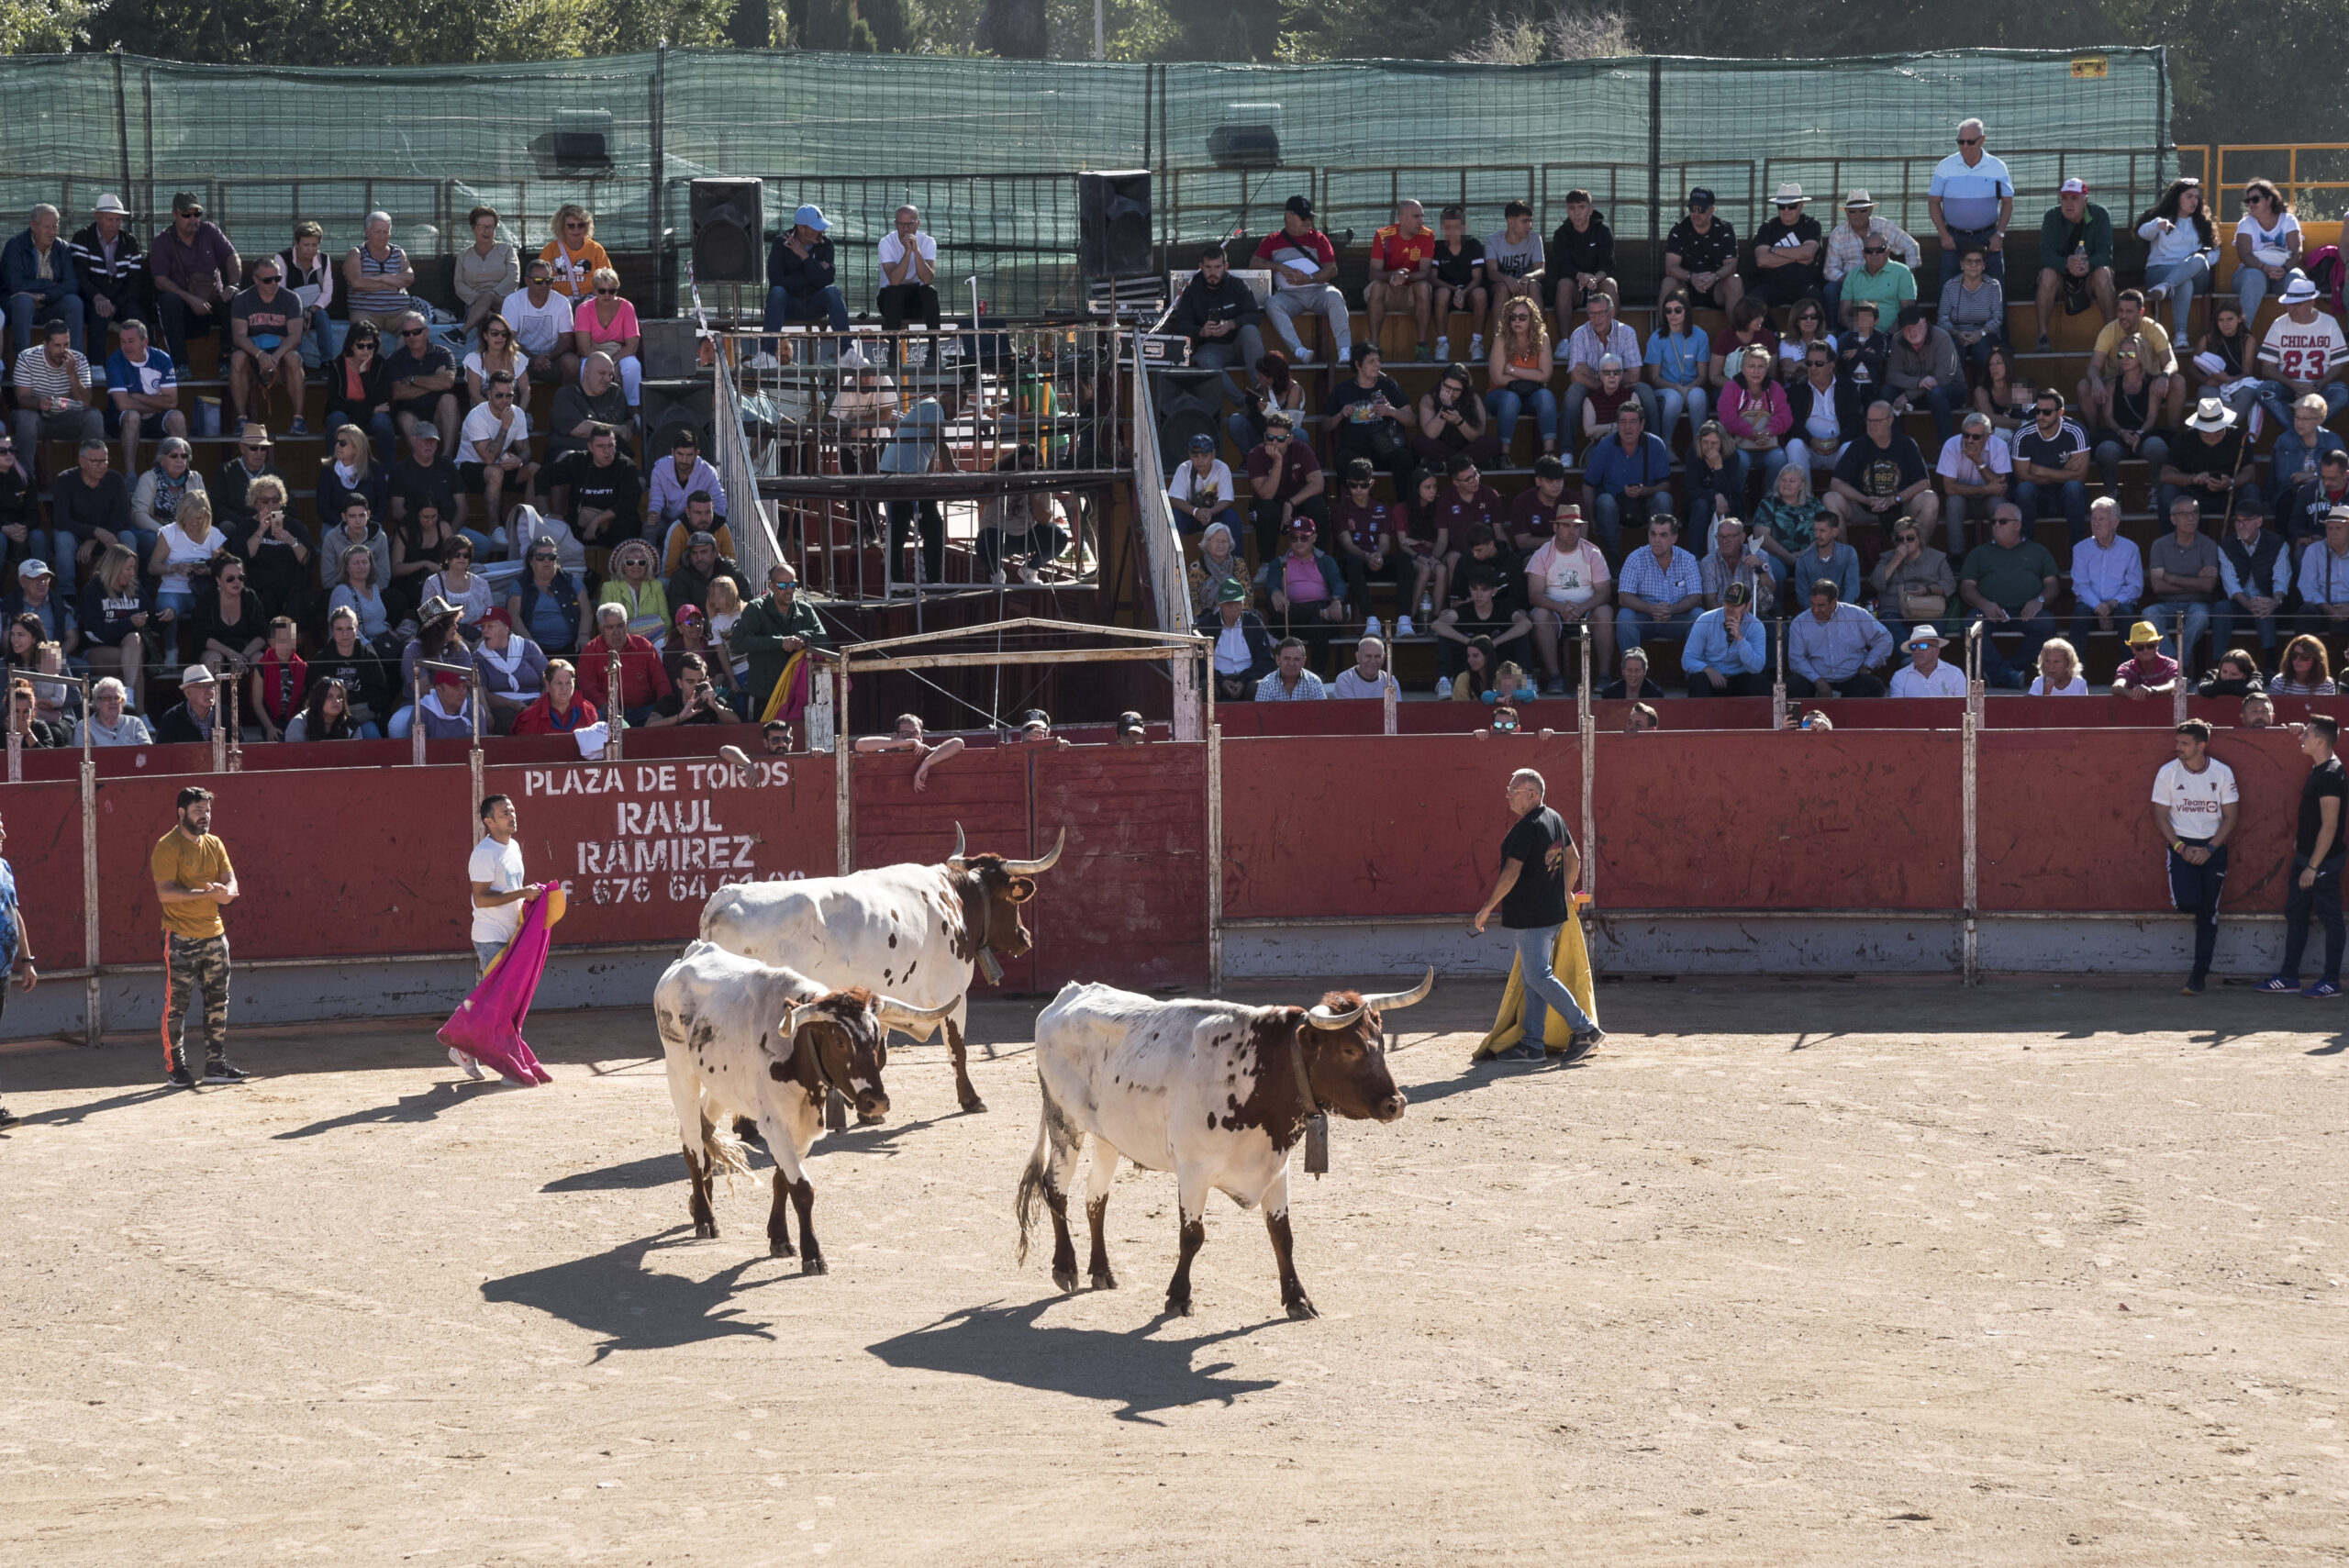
[0,0,89,52]
[84,0,735,63]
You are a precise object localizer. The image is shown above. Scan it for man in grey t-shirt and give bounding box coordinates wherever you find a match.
[2145,494,2221,669]
[1484,200,1545,339]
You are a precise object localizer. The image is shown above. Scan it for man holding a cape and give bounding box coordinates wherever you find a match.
[445,793,556,1086]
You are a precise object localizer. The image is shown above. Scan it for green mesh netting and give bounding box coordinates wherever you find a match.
[0,47,2167,316]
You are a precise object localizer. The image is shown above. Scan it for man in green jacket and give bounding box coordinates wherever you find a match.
[732,562,833,718]
[2034,178,2116,342]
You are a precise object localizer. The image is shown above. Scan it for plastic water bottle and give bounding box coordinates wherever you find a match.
[1419,590,1434,619]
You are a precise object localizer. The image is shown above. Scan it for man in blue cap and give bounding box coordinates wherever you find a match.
[763,204,850,359]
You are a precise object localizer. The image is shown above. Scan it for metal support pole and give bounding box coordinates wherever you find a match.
[410,669,427,766]
[1772,624,1787,729]
[834,656,852,875]
[603,646,623,762]
[1207,718,1224,997]
[1382,678,1397,736]
[6,724,17,783]
[210,688,226,773]
[1962,699,1980,987]
[1579,622,1596,903]
[224,676,241,773]
[81,751,100,1048]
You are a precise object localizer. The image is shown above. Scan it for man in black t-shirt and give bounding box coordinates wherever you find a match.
[549,426,644,548]
[384,310,460,451]
[1751,184,1826,308]
[1433,562,1533,687]
[388,424,460,529]
[1472,768,1601,1062]
[227,261,306,430]
[1327,344,1411,482]
[2264,714,2349,995]
[1664,189,1742,312]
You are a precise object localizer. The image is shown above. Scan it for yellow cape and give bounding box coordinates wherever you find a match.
[1474,911,1600,1059]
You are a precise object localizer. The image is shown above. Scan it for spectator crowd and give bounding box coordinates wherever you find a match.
[1161,130,2349,707]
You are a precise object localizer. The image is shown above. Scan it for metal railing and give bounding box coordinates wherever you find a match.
[721,323,1127,605]
[2180,144,2349,224]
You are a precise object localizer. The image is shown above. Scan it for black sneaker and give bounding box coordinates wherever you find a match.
[1495,1041,1546,1062]
[166,1061,197,1090]
[202,1060,250,1084]
[1562,1028,1606,1064]
[0,1106,18,1129]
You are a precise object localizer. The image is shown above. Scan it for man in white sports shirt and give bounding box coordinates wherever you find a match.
[2255,275,2349,430]
[1524,505,1614,691]
[458,793,544,1082]
[2151,717,2239,996]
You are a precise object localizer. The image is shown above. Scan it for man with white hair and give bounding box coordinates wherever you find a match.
[1473,768,1601,1064]
[4,203,83,353]
[1331,634,1399,700]
[1929,117,2014,292]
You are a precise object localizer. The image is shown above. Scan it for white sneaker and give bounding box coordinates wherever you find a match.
[1434,336,1450,361]
[450,1046,484,1082]
[2145,282,2170,306]
[1468,334,1484,361]
[1397,615,1416,636]
[989,568,1007,584]
[1435,676,1453,698]
[1019,564,1041,584]
[1291,347,1314,364]
[747,350,779,371]
[1363,615,1381,639]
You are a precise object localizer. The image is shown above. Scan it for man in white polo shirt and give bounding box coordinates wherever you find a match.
[1889,628,1967,695]
[2151,717,2239,995]
[1929,117,2015,294]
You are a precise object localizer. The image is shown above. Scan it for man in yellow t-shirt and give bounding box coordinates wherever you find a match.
[150,785,241,1088]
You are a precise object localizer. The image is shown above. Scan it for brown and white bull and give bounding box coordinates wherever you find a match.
[654,940,953,1273]
[697,825,1063,1114]
[1018,971,1431,1320]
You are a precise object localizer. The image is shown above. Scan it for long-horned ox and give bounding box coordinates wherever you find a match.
[698,825,1064,1114]
[655,940,953,1273]
[1019,971,1431,1319]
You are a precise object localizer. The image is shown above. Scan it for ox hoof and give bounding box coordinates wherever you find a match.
[958,1096,988,1114]
[1089,1269,1119,1292]
[801,1254,829,1276]
[1164,1295,1193,1318]
[770,1240,795,1259]
[695,1221,718,1240]
[1285,1295,1319,1322]
[1052,1265,1081,1294]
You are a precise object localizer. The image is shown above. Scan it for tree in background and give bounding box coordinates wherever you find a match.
[977,0,1045,56]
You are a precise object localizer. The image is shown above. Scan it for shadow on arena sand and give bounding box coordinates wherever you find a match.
[480,1229,799,1360]
[865,1301,1283,1424]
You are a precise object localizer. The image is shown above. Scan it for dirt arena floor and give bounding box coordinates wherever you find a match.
[3,975,2345,1566]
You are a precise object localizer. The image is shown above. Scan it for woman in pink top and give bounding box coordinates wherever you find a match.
[1719,343,1793,495]
[572,267,642,407]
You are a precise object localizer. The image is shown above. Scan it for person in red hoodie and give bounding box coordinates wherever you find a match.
[248,615,306,742]
[508,658,600,735]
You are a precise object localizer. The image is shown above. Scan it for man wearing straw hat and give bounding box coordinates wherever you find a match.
[1471,769,1602,1065]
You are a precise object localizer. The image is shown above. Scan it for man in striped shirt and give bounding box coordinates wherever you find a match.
[1929,118,2015,291]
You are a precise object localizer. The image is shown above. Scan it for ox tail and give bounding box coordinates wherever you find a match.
[1013,1088,1061,1268]
[705,1115,756,1195]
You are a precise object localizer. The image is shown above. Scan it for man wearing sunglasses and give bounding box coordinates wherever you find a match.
[148,194,239,366]
[1928,118,2014,285]
[384,309,460,452]
[228,260,306,433]
[1750,183,1825,311]
[1822,190,1921,328]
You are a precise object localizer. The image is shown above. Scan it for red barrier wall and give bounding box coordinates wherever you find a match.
[1222,734,1579,918]
[95,768,473,962]
[1593,728,1963,909]
[1208,694,2349,738]
[4,781,85,971]
[1978,728,2307,912]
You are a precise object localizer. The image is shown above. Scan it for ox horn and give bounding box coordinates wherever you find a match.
[1000,826,1066,876]
[1305,998,1365,1030]
[1359,967,1436,1013]
[947,822,966,869]
[874,995,958,1029]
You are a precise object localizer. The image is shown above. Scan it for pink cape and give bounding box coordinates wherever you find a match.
[437,895,556,1084]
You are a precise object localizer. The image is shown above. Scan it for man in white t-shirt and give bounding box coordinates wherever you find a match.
[1167,432,1238,535]
[876,205,941,342]
[501,261,577,383]
[459,793,543,1080]
[2255,276,2349,430]
[1888,628,1967,696]
[459,372,536,531]
[2151,717,2239,995]
[1331,634,1400,700]
[1523,506,1615,691]
[1935,413,2013,550]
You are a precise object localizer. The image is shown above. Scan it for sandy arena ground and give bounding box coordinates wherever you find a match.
[3,976,2346,1566]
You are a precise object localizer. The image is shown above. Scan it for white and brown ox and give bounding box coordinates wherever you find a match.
[654,940,953,1273]
[697,825,1063,1114]
[1018,971,1431,1319]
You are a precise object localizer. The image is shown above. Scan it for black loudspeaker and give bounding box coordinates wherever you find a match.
[691,177,764,285]
[1156,388,1219,472]
[642,384,715,460]
[1079,170,1152,279]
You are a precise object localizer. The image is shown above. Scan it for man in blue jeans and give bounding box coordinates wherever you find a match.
[1472,768,1603,1063]
[2262,715,2349,998]
[761,205,849,361]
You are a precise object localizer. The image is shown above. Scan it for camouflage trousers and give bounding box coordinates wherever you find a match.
[162,933,232,1069]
